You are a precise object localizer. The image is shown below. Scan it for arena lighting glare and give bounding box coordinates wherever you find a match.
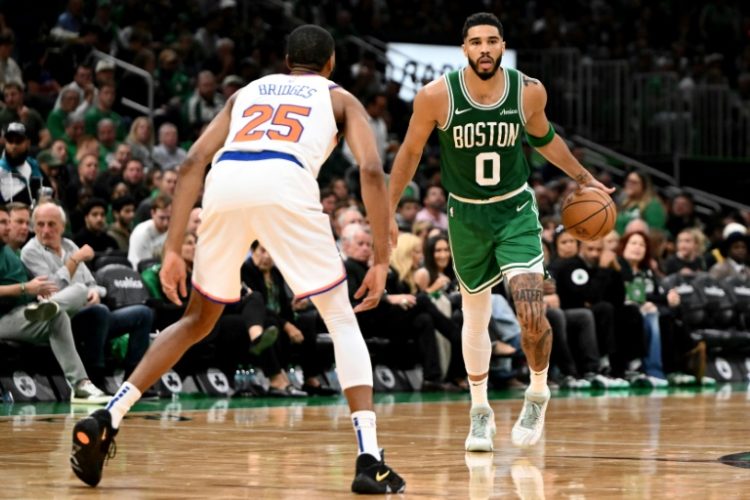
[386,42,517,101]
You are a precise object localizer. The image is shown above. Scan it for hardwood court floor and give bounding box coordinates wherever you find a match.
[2,386,750,499]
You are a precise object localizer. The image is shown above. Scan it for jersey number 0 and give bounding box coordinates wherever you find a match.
[233,104,311,143]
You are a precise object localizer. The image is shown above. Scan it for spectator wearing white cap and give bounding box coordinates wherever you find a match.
[0,122,51,206]
[710,224,750,281]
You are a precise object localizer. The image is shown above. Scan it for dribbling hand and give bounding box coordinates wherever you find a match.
[354,263,388,313]
[160,250,188,306]
[579,177,615,195]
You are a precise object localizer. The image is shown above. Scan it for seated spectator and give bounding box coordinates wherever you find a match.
[602,229,620,252]
[617,231,681,385]
[342,224,445,390]
[554,231,642,379]
[128,193,171,269]
[0,81,49,150]
[544,230,616,389]
[395,196,420,233]
[61,114,85,161]
[96,118,120,171]
[151,122,187,171]
[221,74,244,100]
[63,153,98,216]
[46,87,81,141]
[334,206,365,246]
[0,123,50,206]
[320,188,337,219]
[663,228,708,276]
[83,82,124,139]
[710,230,750,281]
[142,233,302,396]
[185,70,225,136]
[21,202,153,387]
[126,117,154,170]
[36,149,66,201]
[666,191,704,237]
[415,185,448,231]
[53,64,95,118]
[135,168,177,224]
[121,159,150,204]
[5,201,31,255]
[615,170,666,235]
[0,205,108,403]
[93,143,131,200]
[0,30,22,91]
[73,198,120,255]
[242,242,330,396]
[107,195,136,252]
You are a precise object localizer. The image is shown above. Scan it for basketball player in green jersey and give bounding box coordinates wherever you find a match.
[388,12,614,451]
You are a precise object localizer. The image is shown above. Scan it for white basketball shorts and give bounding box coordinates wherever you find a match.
[192,151,346,303]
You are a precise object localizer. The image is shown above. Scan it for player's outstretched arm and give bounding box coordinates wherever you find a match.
[333,87,389,311]
[159,96,234,305]
[522,80,613,194]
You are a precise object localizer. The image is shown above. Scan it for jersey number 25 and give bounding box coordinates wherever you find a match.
[233,104,311,143]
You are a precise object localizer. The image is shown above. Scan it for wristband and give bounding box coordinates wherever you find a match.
[20,282,25,295]
[526,123,556,148]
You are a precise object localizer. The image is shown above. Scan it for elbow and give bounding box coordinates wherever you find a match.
[359,160,384,180]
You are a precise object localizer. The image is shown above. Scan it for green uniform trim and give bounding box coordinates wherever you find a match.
[526,123,555,148]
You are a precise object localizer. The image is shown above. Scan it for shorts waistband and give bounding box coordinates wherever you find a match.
[449,183,528,204]
[217,150,304,169]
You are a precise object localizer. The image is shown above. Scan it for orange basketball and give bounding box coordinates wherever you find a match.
[561,187,617,241]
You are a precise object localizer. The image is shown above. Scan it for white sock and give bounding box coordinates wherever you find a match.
[469,376,489,407]
[529,365,549,393]
[351,410,380,461]
[105,382,142,429]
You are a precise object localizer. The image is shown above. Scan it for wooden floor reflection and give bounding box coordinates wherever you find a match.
[2,386,750,498]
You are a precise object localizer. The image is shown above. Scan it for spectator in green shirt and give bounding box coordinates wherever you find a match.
[46,87,80,140]
[615,170,666,235]
[83,82,124,139]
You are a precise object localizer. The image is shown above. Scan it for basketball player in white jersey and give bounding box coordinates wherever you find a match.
[70,25,405,494]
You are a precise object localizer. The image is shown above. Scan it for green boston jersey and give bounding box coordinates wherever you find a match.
[437,67,529,199]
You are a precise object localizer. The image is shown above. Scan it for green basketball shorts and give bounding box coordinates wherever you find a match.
[447,184,545,294]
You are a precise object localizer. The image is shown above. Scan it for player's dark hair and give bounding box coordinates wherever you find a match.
[462,12,504,40]
[286,25,335,71]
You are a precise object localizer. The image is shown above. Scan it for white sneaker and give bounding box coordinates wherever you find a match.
[647,376,669,388]
[71,380,110,405]
[465,404,496,452]
[512,386,551,447]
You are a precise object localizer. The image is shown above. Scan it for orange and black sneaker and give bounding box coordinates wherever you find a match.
[351,450,406,494]
[70,409,118,487]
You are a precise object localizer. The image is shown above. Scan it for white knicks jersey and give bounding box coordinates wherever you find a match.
[215,73,339,178]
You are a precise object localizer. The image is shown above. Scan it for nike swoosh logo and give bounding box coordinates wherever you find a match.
[516,201,530,212]
[455,108,471,115]
[376,470,390,482]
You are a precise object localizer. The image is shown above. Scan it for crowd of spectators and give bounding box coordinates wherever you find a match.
[1,1,750,402]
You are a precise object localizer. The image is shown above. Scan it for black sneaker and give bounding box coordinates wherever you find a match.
[351,450,406,494]
[70,409,118,487]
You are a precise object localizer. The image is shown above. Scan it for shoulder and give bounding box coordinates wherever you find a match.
[415,76,448,109]
[518,70,547,107]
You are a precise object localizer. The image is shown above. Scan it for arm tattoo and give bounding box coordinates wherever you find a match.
[522,76,540,86]
[575,171,592,184]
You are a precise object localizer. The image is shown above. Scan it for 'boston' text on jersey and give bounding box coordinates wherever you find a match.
[452,121,520,149]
